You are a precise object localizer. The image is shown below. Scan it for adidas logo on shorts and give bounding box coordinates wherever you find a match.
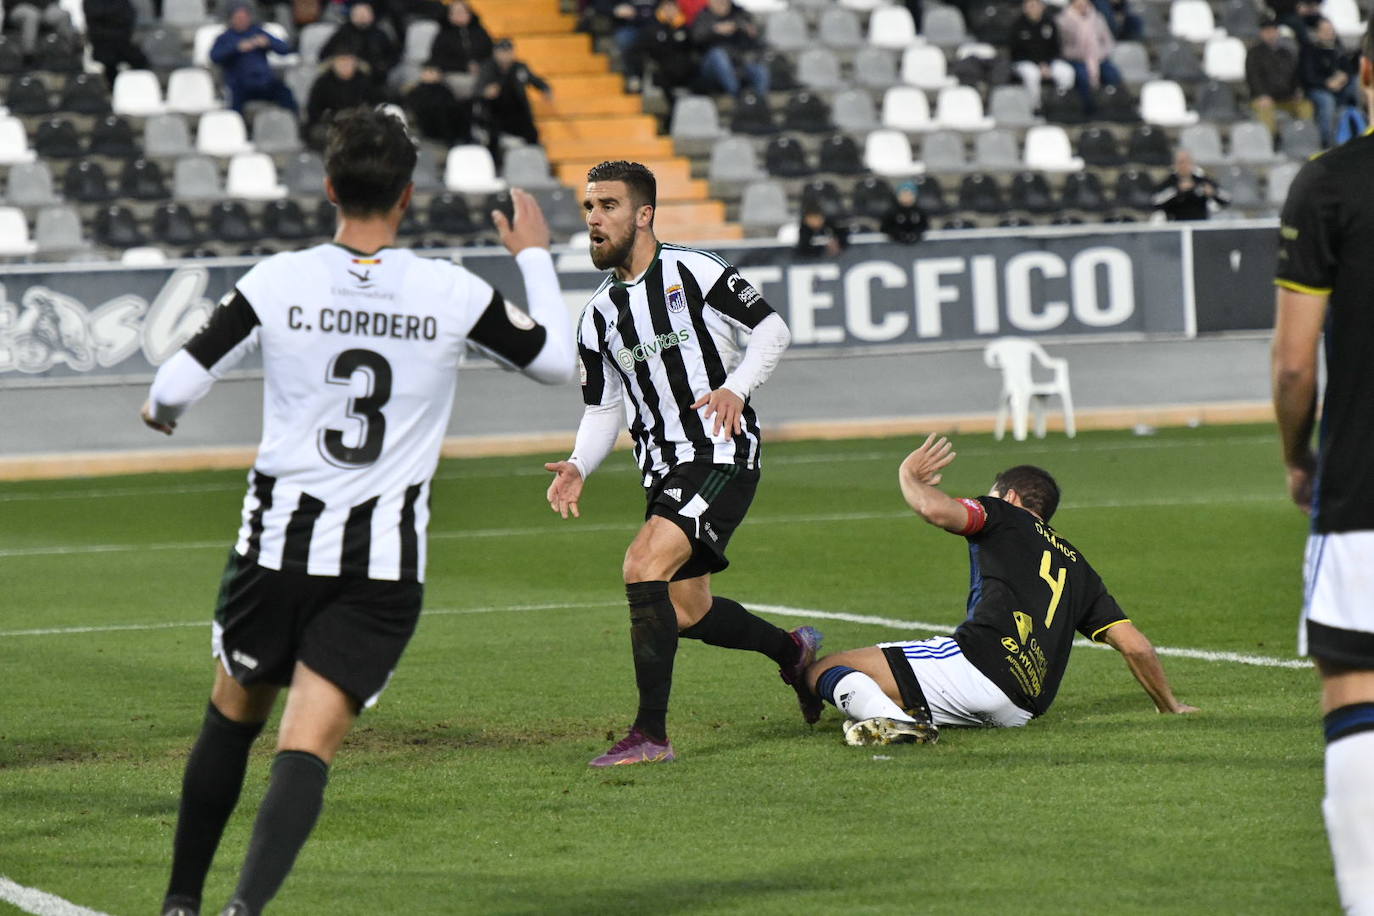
[664,488,682,501]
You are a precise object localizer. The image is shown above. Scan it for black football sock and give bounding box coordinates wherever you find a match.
[232,750,330,914]
[679,596,797,667]
[626,580,678,742]
[164,702,265,911]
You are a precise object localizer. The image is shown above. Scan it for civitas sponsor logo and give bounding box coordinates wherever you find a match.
[616,329,691,370]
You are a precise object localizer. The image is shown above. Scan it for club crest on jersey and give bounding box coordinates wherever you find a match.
[665,284,687,313]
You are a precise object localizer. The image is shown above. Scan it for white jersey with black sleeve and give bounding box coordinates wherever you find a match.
[575,243,788,486]
[147,242,573,583]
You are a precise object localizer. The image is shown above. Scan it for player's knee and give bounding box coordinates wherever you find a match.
[622,545,672,582]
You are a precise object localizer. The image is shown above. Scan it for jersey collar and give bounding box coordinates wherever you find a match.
[330,241,394,258]
[610,242,662,289]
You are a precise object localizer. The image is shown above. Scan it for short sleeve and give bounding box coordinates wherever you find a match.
[578,307,622,407]
[1077,585,1130,642]
[1276,157,1336,295]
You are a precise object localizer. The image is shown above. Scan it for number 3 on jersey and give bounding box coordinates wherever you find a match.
[319,348,392,468]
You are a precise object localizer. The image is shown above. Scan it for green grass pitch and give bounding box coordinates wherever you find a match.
[0,424,1334,914]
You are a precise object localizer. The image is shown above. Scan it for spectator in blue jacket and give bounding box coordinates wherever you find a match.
[210,1,298,114]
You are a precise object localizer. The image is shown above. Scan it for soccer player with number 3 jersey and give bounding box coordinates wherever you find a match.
[804,434,1196,747]
[143,109,576,916]
[544,161,821,767]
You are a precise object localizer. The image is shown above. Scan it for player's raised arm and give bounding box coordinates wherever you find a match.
[141,289,262,436]
[477,188,576,385]
[898,434,979,534]
[1100,620,1199,714]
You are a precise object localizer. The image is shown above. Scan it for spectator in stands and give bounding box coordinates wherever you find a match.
[3,0,74,58]
[1300,17,1359,147]
[1092,0,1142,41]
[1247,15,1312,135]
[597,1,656,89]
[1010,0,1075,109]
[1152,149,1229,220]
[1057,0,1121,115]
[305,52,382,146]
[429,0,493,88]
[882,182,930,245]
[404,60,473,145]
[678,0,707,22]
[630,0,696,95]
[796,205,849,258]
[319,1,398,86]
[477,37,552,168]
[211,1,299,115]
[1275,0,1321,45]
[692,0,768,98]
[84,0,149,88]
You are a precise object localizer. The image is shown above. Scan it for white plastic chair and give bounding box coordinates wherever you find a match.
[191,23,222,68]
[0,206,38,256]
[881,85,934,132]
[444,144,506,193]
[122,246,168,265]
[863,129,926,176]
[0,116,37,165]
[196,109,254,156]
[934,85,994,131]
[112,69,166,117]
[1202,36,1247,82]
[1140,79,1199,126]
[984,337,1076,441]
[868,5,918,48]
[1169,0,1217,42]
[225,152,287,199]
[1023,124,1085,171]
[901,45,957,90]
[167,67,220,115]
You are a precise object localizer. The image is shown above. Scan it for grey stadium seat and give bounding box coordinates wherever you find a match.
[923,130,971,172]
[1280,118,1321,160]
[252,108,302,154]
[503,145,560,190]
[412,147,444,192]
[173,156,223,200]
[831,88,879,132]
[141,28,188,70]
[974,128,1022,170]
[670,95,725,156]
[922,6,970,47]
[1229,120,1281,164]
[404,20,440,64]
[765,9,809,51]
[162,0,206,28]
[739,181,790,230]
[34,205,85,252]
[284,151,326,195]
[853,47,898,89]
[6,162,58,206]
[299,22,338,65]
[818,8,864,50]
[796,48,843,91]
[144,113,193,157]
[1266,161,1301,206]
[1179,123,1225,167]
[989,85,1040,127]
[1113,42,1153,84]
[1217,164,1263,209]
[709,136,764,183]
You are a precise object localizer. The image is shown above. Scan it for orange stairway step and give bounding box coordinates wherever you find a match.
[516,34,606,75]
[541,115,659,142]
[652,200,727,224]
[534,93,641,117]
[481,4,575,36]
[545,73,626,98]
[544,136,675,162]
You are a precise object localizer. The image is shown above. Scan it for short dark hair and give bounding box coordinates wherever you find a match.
[586,160,657,210]
[324,107,417,217]
[992,465,1061,522]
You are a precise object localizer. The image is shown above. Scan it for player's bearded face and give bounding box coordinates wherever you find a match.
[588,213,637,271]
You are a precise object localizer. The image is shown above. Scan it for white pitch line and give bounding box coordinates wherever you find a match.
[0,876,110,916]
[0,435,1278,502]
[0,598,1311,671]
[0,494,1286,560]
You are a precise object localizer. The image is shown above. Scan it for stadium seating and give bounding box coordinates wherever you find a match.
[145,114,194,157]
[1141,80,1199,126]
[503,145,561,190]
[0,207,40,256]
[739,182,790,230]
[167,67,220,115]
[6,162,59,207]
[34,119,83,159]
[864,129,924,177]
[867,5,917,48]
[1024,125,1084,172]
[89,116,140,158]
[671,96,726,153]
[0,117,37,165]
[34,205,86,254]
[121,159,171,200]
[1203,36,1247,82]
[225,153,287,200]
[196,110,254,157]
[1169,0,1217,42]
[112,70,165,117]
[934,85,994,131]
[818,8,864,50]
[924,130,971,172]
[902,45,957,90]
[974,129,1022,171]
[252,109,302,155]
[64,161,114,202]
[832,88,879,133]
[881,86,933,132]
[444,146,505,194]
[173,156,224,200]
[1229,120,1282,164]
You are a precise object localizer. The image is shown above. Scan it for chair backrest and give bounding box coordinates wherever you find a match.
[0,116,34,164]
[863,128,917,176]
[252,107,301,153]
[1229,120,1275,163]
[818,8,863,48]
[853,47,898,88]
[1218,164,1262,207]
[5,162,56,206]
[443,144,501,191]
[163,0,207,28]
[868,5,918,48]
[922,130,968,171]
[881,85,932,131]
[1023,124,1080,171]
[1113,41,1152,82]
[112,69,164,117]
[739,181,789,228]
[284,151,326,195]
[765,8,809,50]
[167,67,218,114]
[1140,79,1195,126]
[299,21,338,65]
[197,109,251,156]
[191,23,222,68]
[34,205,83,251]
[226,152,283,199]
[1179,122,1224,162]
[1266,161,1301,205]
[1195,79,1238,121]
[503,144,553,185]
[934,85,989,130]
[669,96,722,139]
[796,48,842,90]
[173,156,223,199]
[1202,36,1247,81]
[0,206,36,255]
[142,27,187,70]
[145,113,192,157]
[1325,0,1361,35]
[923,5,969,46]
[1169,0,1216,42]
[988,85,1037,126]
[984,337,1051,390]
[405,20,440,63]
[1157,39,1203,81]
[974,128,1020,170]
[902,45,950,89]
[709,136,762,182]
[1280,118,1320,160]
[832,88,878,131]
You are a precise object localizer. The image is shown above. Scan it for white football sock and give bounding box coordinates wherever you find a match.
[830,671,915,723]
[1325,730,1374,915]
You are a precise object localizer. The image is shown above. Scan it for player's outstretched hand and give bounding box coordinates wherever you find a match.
[1286,455,1316,515]
[545,460,584,519]
[140,400,175,436]
[494,188,551,256]
[691,388,745,436]
[901,433,956,487]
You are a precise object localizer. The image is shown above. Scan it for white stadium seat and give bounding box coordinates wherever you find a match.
[863,129,926,177]
[901,45,958,90]
[985,337,1076,441]
[868,5,918,49]
[225,152,287,200]
[112,69,166,117]
[1169,0,1217,42]
[0,116,37,165]
[882,86,934,132]
[1140,79,1199,126]
[166,67,220,115]
[444,144,506,193]
[1202,36,1247,82]
[196,109,254,157]
[0,206,38,257]
[934,85,994,131]
[1023,125,1084,171]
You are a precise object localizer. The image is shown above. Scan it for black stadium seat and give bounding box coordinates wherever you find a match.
[1009,172,1055,213]
[59,73,112,115]
[764,136,813,177]
[0,36,24,74]
[1059,171,1109,211]
[63,160,114,203]
[958,173,1005,213]
[1126,125,1172,166]
[969,3,1018,44]
[152,203,202,246]
[782,91,831,133]
[850,175,895,221]
[7,75,52,115]
[96,204,146,247]
[1195,80,1239,122]
[800,179,846,220]
[1042,86,1086,125]
[88,115,141,158]
[427,193,477,236]
[730,90,776,135]
[262,199,309,240]
[911,175,951,215]
[33,118,83,158]
[1096,84,1138,123]
[762,51,798,92]
[1114,168,1158,210]
[1078,127,1124,166]
[119,158,170,200]
[209,201,256,243]
[817,134,864,175]
[35,33,82,72]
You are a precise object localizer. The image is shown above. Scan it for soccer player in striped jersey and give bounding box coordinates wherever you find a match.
[144,109,576,916]
[805,435,1196,746]
[544,160,820,767]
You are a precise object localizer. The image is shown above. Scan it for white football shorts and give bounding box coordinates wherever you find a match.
[1301,531,1374,662]
[876,636,1033,728]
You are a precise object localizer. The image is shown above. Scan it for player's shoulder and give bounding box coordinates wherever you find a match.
[235,245,329,298]
[660,242,733,277]
[1296,132,1374,187]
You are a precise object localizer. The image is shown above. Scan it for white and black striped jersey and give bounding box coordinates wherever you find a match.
[578,243,777,482]
[153,243,570,583]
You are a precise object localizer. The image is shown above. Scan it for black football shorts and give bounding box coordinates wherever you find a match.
[212,550,423,707]
[644,462,759,580]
